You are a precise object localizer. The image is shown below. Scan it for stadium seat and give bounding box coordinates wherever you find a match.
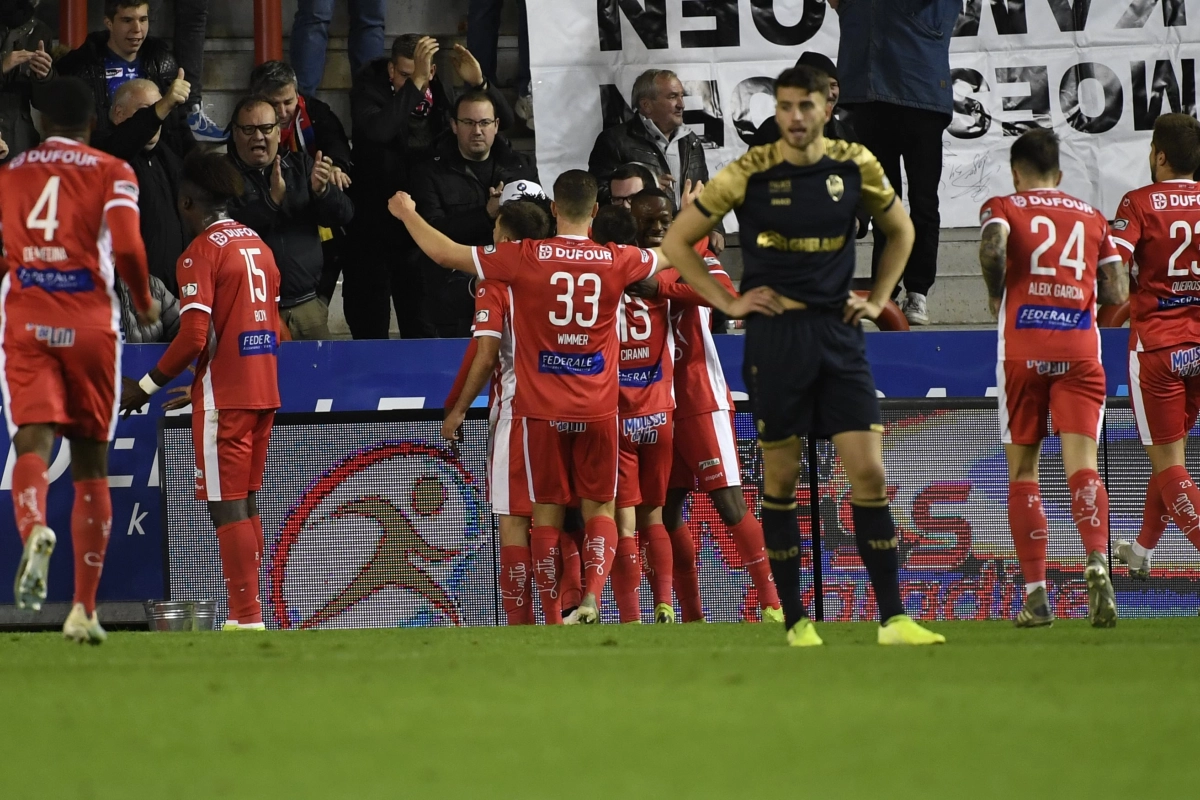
[853,291,910,331]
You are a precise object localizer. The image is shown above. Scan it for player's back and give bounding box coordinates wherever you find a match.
[1113,181,1200,351]
[475,235,657,422]
[181,220,281,411]
[618,293,673,416]
[981,188,1117,361]
[0,138,138,327]
[664,253,735,417]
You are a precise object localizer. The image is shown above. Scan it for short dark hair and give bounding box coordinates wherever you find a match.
[182,151,244,208]
[553,170,599,222]
[1010,128,1060,176]
[610,163,656,191]
[795,52,837,82]
[1153,113,1200,175]
[774,65,830,99]
[105,1,148,19]
[454,90,495,120]
[630,187,673,208]
[391,34,426,61]
[497,200,551,241]
[230,95,276,126]
[591,205,638,246]
[249,60,298,96]
[38,77,95,130]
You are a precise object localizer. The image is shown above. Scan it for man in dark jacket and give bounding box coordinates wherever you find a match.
[54,1,194,148]
[94,76,194,292]
[0,1,54,161]
[347,34,512,339]
[588,68,723,252]
[250,59,352,304]
[226,96,354,340]
[748,52,855,146]
[411,90,538,337]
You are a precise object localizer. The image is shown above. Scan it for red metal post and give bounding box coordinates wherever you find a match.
[60,0,88,49]
[253,0,284,65]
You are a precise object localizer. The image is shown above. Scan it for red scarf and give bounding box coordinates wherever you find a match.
[280,95,315,156]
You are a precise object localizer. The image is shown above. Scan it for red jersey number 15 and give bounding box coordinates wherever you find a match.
[241,247,269,323]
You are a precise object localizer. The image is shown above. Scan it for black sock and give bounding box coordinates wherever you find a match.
[852,503,906,623]
[761,494,808,629]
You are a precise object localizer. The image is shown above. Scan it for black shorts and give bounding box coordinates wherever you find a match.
[743,309,882,444]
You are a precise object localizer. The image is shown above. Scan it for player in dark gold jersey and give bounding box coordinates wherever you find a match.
[661,66,945,647]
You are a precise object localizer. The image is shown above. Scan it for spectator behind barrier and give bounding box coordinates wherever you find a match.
[55,1,195,149]
[466,0,533,129]
[608,163,656,208]
[118,274,180,343]
[411,89,538,337]
[291,0,386,97]
[94,76,194,293]
[1,2,55,161]
[250,59,352,303]
[749,52,855,146]
[347,35,513,340]
[588,68,723,253]
[148,0,220,142]
[830,0,960,326]
[225,96,354,341]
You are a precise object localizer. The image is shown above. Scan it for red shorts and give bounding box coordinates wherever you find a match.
[488,416,532,517]
[617,411,673,509]
[0,321,119,441]
[997,359,1105,446]
[668,410,742,491]
[1129,346,1200,446]
[193,408,275,501]
[522,416,618,504]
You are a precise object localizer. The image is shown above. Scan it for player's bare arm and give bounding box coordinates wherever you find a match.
[1097,259,1129,306]
[662,204,784,319]
[120,309,209,415]
[442,336,501,442]
[979,221,1008,317]
[388,191,477,274]
[846,198,915,325]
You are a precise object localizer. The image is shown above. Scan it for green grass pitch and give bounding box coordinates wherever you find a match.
[2,619,1198,798]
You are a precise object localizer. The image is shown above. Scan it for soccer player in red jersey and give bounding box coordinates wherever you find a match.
[978,129,1127,628]
[442,200,552,625]
[0,78,157,644]
[1106,114,1200,580]
[121,152,282,631]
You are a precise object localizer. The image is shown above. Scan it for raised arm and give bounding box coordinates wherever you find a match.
[388,191,478,274]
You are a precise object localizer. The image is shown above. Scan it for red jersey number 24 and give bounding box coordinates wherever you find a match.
[241,247,269,323]
[1030,215,1086,282]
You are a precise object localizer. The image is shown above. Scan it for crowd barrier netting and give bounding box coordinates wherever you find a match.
[161,401,1200,628]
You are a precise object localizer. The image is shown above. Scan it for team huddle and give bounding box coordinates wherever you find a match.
[2,68,1198,644]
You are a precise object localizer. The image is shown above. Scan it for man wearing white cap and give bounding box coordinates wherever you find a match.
[410,90,539,337]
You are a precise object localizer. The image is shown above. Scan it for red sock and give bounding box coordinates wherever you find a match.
[250,514,265,560]
[643,524,673,607]
[559,531,582,611]
[499,545,535,625]
[612,535,641,623]
[669,524,703,621]
[71,479,111,616]
[216,519,262,624]
[1008,481,1048,586]
[1068,469,1109,556]
[1157,466,1200,551]
[12,453,49,544]
[582,515,618,600]
[728,513,781,610]
[530,526,563,624]
[1138,472,1169,550]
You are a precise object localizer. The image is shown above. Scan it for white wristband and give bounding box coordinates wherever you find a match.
[138,374,163,396]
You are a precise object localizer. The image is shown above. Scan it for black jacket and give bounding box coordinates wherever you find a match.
[226,149,355,307]
[0,14,55,161]
[92,105,192,292]
[588,115,710,204]
[55,30,194,147]
[349,59,514,209]
[118,274,180,344]
[747,107,858,148]
[410,135,538,336]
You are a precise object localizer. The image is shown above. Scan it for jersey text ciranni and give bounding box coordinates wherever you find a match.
[472,235,657,422]
[656,250,735,417]
[618,291,674,417]
[980,189,1120,361]
[471,279,516,420]
[694,139,895,308]
[1111,180,1200,351]
[176,220,281,410]
[0,137,151,326]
